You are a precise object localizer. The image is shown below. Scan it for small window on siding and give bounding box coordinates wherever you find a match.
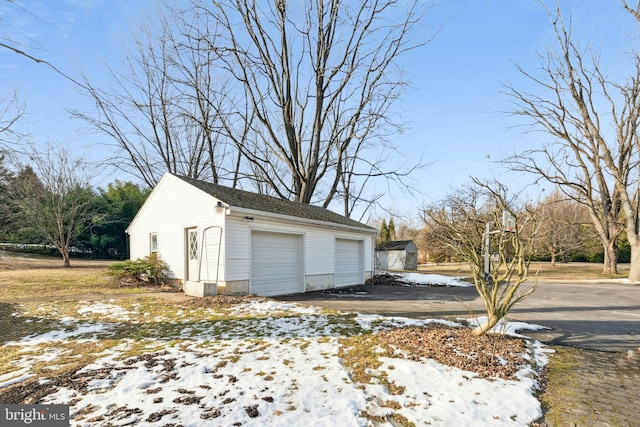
[150,233,158,253]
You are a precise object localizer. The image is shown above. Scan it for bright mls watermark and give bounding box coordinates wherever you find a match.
[1,405,69,426]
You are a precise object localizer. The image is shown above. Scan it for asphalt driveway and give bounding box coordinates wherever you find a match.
[277,280,640,352]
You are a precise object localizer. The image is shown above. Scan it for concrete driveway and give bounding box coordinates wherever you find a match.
[277,280,640,352]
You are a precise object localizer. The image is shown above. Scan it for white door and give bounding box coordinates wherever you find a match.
[335,239,363,287]
[251,231,302,296]
[186,227,199,281]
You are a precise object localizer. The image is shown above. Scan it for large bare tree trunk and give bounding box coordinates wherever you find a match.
[60,247,72,268]
[628,242,640,281]
[76,0,432,215]
[603,237,619,276]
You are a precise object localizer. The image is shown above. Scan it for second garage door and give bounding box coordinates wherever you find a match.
[335,238,363,287]
[251,231,302,296]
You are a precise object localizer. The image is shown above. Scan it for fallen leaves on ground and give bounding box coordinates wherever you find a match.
[378,323,528,380]
[365,273,415,286]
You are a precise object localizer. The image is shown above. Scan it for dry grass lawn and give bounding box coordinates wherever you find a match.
[419,261,629,281]
[1,251,630,302]
[0,252,161,301]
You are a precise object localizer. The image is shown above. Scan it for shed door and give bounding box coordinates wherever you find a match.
[186,227,199,281]
[251,231,302,296]
[335,239,363,287]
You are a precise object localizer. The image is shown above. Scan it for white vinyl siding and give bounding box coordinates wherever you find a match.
[224,217,251,281]
[251,231,302,296]
[128,173,375,289]
[335,238,363,287]
[127,174,225,280]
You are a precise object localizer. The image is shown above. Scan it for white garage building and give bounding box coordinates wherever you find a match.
[127,173,377,297]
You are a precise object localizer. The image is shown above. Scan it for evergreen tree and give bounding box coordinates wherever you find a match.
[379,219,390,243]
[378,219,391,243]
[90,181,150,258]
[388,217,397,241]
[0,156,13,241]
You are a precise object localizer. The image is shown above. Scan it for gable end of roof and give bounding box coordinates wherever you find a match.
[375,240,416,251]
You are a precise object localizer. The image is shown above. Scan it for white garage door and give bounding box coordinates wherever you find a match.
[335,239,363,287]
[251,231,302,296]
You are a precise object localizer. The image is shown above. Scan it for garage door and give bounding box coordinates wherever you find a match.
[251,231,302,296]
[335,239,363,287]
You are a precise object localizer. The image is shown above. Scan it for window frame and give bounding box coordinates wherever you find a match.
[150,232,158,253]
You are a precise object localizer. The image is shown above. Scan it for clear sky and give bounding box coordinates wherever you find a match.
[1,0,637,222]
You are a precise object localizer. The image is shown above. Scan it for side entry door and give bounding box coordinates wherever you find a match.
[186,227,199,281]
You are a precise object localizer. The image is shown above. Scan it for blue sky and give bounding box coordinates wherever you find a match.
[1,0,637,221]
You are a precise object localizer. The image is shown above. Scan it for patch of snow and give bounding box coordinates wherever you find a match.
[4,299,549,426]
[19,323,111,343]
[467,316,550,338]
[389,272,474,287]
[77,301,132,319]
[226,300,325,316]
[355,313,461,332]
[0,372,33,389]
[378,357,542,425]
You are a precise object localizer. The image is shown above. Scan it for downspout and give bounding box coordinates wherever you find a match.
[372,235,377,277]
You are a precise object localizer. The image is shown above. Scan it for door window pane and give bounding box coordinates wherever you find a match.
[189,231,198,260]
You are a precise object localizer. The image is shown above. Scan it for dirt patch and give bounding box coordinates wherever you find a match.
[0,365,85,404]
[0,302,59,343]
[109,276,179,292]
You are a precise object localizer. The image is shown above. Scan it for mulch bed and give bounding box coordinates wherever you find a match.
[378,323,529,380]
[365,273,415,286]
[365,273,462,287]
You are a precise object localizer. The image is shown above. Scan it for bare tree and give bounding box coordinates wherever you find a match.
[186,0,432,213]
[74,11,239,187]
[504,4,640,276]
[0,91,25,157]
[536,189,594,265]
[422,180,538,336]
[75,1,432,216]
[417,225,452,264]
[9,145,101,267]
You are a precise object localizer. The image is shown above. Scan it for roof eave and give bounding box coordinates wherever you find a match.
[229,206,378,234]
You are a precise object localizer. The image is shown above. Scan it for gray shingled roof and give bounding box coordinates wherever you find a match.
[175,175,376,231]
[375,240,416,251]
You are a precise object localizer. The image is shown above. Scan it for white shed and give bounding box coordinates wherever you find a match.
[126,173,377,297]
[375,240,418,271]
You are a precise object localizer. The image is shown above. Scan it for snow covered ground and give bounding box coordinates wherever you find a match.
[390,272,474,287]
[1,277,552,426]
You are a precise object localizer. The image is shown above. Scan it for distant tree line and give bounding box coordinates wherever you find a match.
[377,186,613,266]
[0,155,148,263]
